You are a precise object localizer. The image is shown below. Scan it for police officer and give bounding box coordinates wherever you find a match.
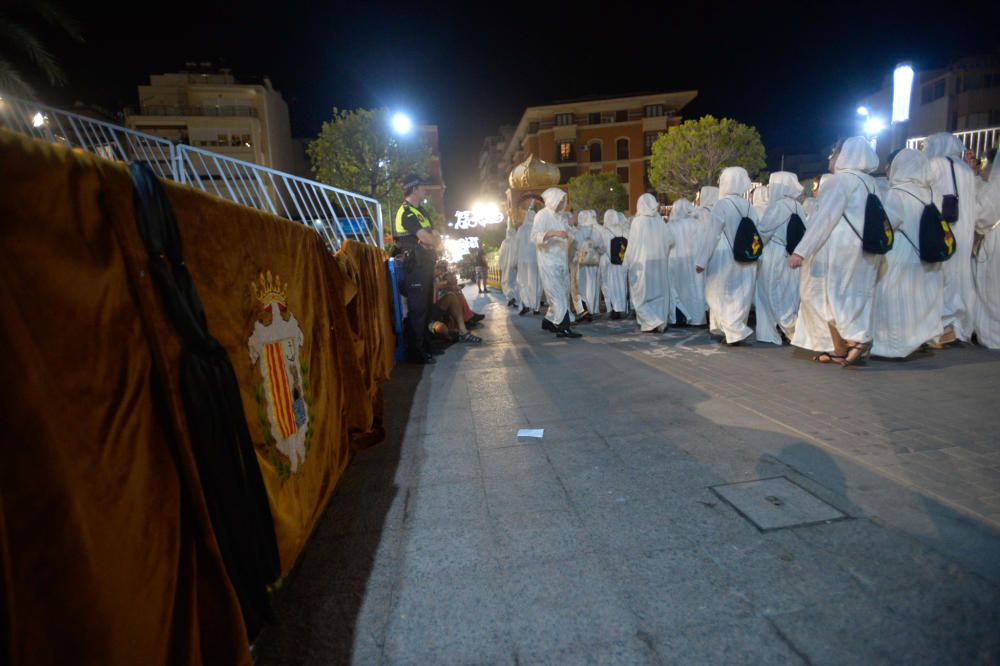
[394,174,441,364]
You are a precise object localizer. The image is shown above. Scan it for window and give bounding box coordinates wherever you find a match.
[616,138,629,160]
[559,166,576,184]
[558,141,575,163]
[588,112,601,125]
[617,166,629,183]
[645,104,664,118]
[921,79,946,104]
[601,114,615,124]
[555,113,575,126]
[615,110,628,123]
[589,141,602,162]
[644,132,660,156]
[528,122,539,133]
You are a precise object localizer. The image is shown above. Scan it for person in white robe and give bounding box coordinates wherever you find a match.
[572,210,603,320]
[974,158,1000,349]
[624,193,673,332]
[499,222,519,307]
[515,205,543,315]
[788,136,884,366]
[696,186,719,225]
[755,171,806,344]
[665,198,707,325]
[598,209,630,319]
[925,132,979,343]
[752,184,769,220]
[695,167,757,344]
[870,149,944,357]
[532,188,581,337]
[793,173,835,353]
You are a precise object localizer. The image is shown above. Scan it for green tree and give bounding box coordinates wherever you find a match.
[308,107,432,224]
[0,1,83,98]
[648,115,767,201]
[567,171,628,212]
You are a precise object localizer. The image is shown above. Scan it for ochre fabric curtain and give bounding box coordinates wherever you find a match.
[0,129,395,665]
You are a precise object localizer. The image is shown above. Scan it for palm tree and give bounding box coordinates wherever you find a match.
[0,0,83,98]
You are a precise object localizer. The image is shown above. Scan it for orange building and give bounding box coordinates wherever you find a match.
[502,92,697,212]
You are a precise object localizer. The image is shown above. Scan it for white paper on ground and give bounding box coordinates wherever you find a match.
[516,429,544,439]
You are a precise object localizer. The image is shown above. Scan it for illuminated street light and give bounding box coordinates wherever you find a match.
[863,117,885,136]
[32,112,45,128]
[391,112,413,135]
[856,106,869,117]
[892,63,914,123]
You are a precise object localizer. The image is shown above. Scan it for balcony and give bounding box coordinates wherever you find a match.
[906,126,999,157]
[136,105,258,118]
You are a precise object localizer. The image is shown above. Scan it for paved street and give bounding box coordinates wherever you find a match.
[255,286,1000,665]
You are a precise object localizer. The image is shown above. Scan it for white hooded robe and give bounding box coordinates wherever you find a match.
[573,210,602,315]
[532,188,574,326]
[870,149,944,357]
[974,164,1000,349]
[926,133,979,341]
[755,172,805,344]
[598,209,630,314]
[790,137,884,349]
[624,193,673,332]
[665,199,707,325]
[515,208,543,311]
[499,223,519,304]
[696,168,757,343]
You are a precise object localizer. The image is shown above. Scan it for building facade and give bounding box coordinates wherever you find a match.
[501,91,698,212]
[417,125,446,219]
[860,54,1000,162]
[478,125,514,201]
[124,65,298,175]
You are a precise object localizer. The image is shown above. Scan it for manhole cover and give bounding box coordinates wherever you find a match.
[710,476,847,532]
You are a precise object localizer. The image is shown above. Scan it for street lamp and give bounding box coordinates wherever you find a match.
[856,106,869,117]
[391,112,413,135]
[892,64,914,124]
[863,117,885,136]
[32,112,45,128]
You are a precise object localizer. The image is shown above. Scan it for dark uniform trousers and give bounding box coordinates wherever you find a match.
[402,244,436,357]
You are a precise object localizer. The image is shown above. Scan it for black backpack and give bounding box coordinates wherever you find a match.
[895,188,956,263]
[842,174,893,254]
[783,201,807,256]
[725,199,762,262]
[940,158,959,224]
[610,236,628,265]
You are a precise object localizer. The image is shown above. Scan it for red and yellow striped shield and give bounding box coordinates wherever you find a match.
[264,341,298,439]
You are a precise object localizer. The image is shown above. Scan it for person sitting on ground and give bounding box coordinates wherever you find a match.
[428,261,483,343]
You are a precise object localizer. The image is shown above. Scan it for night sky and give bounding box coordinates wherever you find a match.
[35,0,1000,213]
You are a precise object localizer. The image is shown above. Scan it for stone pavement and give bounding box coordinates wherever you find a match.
[254,287,1000,665]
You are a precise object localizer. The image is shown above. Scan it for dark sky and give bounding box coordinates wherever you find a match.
[37,0,1000,213]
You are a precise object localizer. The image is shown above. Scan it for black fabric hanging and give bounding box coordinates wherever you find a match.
[128,162,280,640]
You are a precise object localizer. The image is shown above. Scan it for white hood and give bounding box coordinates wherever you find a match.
[719,167,752,196]
[603,209,627,236]
[924,132,964,159]
[768,171,804,201]
[542,187,567,211]
[698,186,719,209]
[889,148,931,195]
[636,193,660,218]
[835,136,879,173]
[578,210,597,227]
[669,198,695,222]
[751,185,769,207]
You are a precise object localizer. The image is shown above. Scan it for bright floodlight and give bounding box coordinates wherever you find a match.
[856,106,869,117]
[32,112,45,127]
[892,64,914,123]
[864,117,886,136]
[391,112,413,135]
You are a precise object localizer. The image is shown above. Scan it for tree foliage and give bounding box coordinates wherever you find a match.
[308,108,432,223]
[648,115,767,201]
[567,171,628,213]
[0,0,84,98]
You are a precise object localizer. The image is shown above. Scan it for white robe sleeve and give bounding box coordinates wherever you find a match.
[793,175,849,260]
[976,177,1000,231]
[695,204,727,269]
[758,200,790,243]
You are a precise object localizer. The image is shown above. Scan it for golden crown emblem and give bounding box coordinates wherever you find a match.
[252,270,288,307]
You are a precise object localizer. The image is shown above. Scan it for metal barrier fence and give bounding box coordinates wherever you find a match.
[0,92,383,249]
[906,126,1000,158]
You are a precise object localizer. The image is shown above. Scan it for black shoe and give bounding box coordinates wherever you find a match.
[542,319,558,332]
[557,327,582,338]
[507,298,517,307]
[470,313,485,323]
[408,353,436,364]
[519,306,530,316]
[609,311,621,320]
[580,313,593,323]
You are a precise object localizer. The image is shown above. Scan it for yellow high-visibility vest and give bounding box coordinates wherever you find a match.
[394,203,432,236]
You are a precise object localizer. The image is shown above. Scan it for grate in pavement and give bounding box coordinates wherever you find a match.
[711,476,848,532]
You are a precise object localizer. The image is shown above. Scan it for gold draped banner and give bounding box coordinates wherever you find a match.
[0,130,395,665]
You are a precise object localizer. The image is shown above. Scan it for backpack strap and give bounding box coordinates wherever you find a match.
[893,186,929,207]
[721,198,749,248]
[840,173,874,243]
[947,157,959,197]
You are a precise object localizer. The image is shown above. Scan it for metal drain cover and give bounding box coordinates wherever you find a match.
[711,476,847,531]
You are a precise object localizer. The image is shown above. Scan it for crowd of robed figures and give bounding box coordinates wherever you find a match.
[496,133,1000,365]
